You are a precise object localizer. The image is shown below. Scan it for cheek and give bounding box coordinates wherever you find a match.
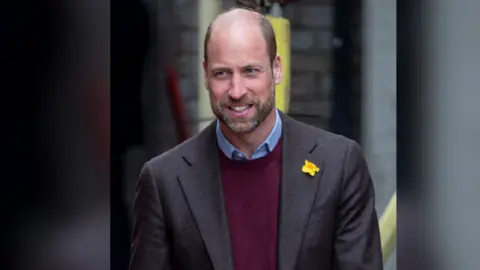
[246,78,273,98]
[208,82,228,100]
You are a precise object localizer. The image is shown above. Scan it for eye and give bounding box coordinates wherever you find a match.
[213,71,228,78]
[245,67,259,75]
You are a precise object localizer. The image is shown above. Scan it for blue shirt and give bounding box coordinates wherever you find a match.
[216,109,283,160]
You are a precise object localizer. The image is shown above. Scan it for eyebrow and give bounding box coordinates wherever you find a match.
[210,63,264,70]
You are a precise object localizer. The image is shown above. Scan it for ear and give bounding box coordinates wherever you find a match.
[203,60,209,90]
[273,54,282,85]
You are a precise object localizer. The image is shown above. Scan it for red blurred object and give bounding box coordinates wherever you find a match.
[85,76,110,159]
[166,65,190,143]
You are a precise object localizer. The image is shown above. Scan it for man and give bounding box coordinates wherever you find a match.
[129,7,383,270]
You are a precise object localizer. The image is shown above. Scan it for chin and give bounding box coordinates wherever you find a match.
[226,120,258,133]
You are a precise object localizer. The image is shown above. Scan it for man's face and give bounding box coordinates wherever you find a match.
[203,21,282,133]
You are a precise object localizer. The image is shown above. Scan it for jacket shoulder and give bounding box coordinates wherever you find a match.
[286,117,364,164]
[147,133,200,170]
[287,116,356,149]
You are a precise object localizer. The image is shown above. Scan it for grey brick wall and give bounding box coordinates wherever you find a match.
[284,2,333,129]
[172,0,334,133]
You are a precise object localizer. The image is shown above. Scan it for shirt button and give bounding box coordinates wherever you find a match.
[233,152,246,160]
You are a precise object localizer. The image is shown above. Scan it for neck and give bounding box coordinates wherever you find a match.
[220,109,277,158]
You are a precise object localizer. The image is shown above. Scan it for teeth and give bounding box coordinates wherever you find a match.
[231,106,249,112]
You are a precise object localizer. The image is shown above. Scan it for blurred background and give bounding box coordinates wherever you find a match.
[111,0,396,269]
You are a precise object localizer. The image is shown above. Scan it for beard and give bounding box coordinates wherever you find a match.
[210,85,275,133]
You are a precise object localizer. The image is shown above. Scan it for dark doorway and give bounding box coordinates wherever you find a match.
[331,0,362,142]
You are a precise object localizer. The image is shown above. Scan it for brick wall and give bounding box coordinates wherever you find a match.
[172,0,335,133]
[283,0,333,129]
[172,0,200,135]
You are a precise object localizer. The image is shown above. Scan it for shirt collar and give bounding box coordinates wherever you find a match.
[216,109,283,160]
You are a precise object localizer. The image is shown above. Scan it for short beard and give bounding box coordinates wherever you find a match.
[211,86,275,133]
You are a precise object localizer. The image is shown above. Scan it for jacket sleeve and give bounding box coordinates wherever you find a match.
[333,139,384,270]
[129,161,172,270]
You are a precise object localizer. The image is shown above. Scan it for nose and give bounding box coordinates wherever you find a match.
[228,73,247,100]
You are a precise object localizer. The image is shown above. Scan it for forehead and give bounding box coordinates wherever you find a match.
[207,18,269,66]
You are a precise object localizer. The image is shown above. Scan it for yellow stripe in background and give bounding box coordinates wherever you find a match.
[379,191,397,263]
[266,15,291,114]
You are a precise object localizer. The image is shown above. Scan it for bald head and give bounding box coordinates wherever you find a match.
[203,8,277,66]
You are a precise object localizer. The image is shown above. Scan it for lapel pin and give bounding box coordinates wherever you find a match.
[302,159,320,177]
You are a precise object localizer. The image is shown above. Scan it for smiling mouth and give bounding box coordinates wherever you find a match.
[228,105,253,112]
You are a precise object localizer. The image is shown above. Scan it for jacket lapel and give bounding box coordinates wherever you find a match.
[177,121,234,270]
[278,113,326,270]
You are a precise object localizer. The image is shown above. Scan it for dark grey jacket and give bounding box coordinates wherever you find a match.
[129,113,383,270]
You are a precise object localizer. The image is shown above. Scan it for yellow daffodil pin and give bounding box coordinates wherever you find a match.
[302,160,320,176]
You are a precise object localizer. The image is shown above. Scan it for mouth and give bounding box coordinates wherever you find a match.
[226,104,254,117]
[228,105,253,112]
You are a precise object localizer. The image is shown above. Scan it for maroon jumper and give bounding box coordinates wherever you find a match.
[219,140,282,270]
